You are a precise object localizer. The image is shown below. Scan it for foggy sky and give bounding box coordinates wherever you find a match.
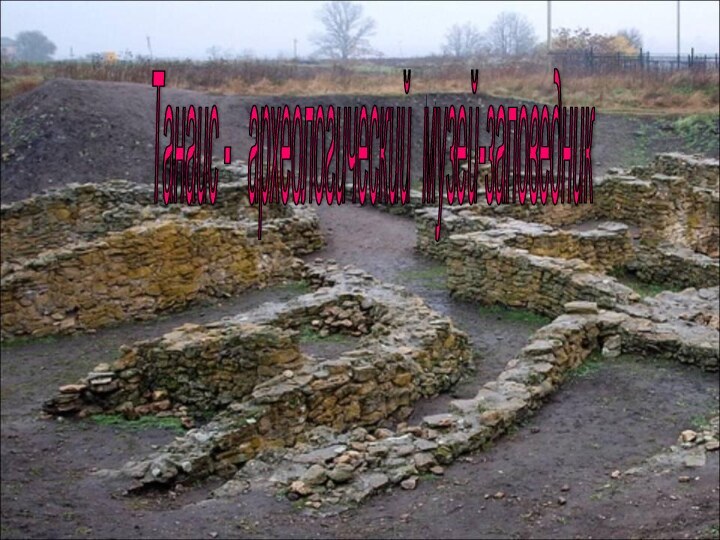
[1,1,718,60]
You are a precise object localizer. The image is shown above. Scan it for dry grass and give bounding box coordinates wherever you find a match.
[482,69,718,114]
[216,71,477,96]
[1,59,717,113]
[1,74,45,101]
[190,64,720,114]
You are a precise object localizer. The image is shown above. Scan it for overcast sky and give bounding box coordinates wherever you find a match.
[1,1,718,60]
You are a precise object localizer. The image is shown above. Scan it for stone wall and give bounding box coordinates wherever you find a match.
[417,154,719,296]
[40,264,718,508]
[589,169,719,257]
[1,219,300,338]
[0,180,155,263]
[629,245,720,289]
[0,178,324,262]
[616,287,719,371]
[415,207,487,260]
[209,304,608,501]
[416,208,606,262]
[418,212,644,318]
[436,218,718,312]
[415,154,718,257]
[445,230,639,317]
[47,322,301,418]
[508,221,633,272]
[635,153,719,189]
[106,292,718,505]
[417,211,633,271]
[215,161,323,255]
[469,153,719,257]
[44,262,473,438]
[1,172,325,339]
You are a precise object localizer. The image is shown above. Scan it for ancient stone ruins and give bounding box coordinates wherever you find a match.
[1,153,718,512]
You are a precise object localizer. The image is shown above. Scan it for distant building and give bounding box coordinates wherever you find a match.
[103,51,118,64]
[1,37,17,62]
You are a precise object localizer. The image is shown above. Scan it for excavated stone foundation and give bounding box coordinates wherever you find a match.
[1,168,323,339]
[11,153,719,512]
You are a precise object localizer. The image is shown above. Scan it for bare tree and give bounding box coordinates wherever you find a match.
[618,28,643,51]
[486,12,537,58]
[206,46,223,61]
[238,48,256,60]
[442,23,486,58]
[311,1,376,60]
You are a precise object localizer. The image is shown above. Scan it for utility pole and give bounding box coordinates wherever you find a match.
[547,1,552,70]
[293,38,297,60]
[547,1,552,52]
[676,0,680,67]
[147,36,153,60]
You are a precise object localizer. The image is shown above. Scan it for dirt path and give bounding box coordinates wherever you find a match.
[306,204,548,422]
[2,201,718,539]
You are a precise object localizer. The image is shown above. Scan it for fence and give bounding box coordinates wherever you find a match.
[549,49,719,75]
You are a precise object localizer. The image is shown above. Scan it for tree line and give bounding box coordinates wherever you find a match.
[1,1,645,64]
[310,1,644,60]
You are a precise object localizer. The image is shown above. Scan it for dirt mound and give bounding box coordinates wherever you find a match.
[0,79,235,203]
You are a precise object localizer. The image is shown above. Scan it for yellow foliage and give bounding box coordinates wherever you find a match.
[608,35,638,55]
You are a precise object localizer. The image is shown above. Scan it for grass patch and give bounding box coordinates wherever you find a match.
[690,411,718,432]
[1,334,59,348]
[627,281,670,297]
[610,269,683,298]
[567,352,603,380]
[404,266,448,289]
[279,279,311,294]
[90,414,184,433]
[405,266,446,280]
[478,304,551,325]
[419,472,440,482]
[297,325,350,344]
[673,114,720,155]
[622,122,654,167]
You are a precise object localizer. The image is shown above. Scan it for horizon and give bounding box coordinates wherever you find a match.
[1,1,718,61]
